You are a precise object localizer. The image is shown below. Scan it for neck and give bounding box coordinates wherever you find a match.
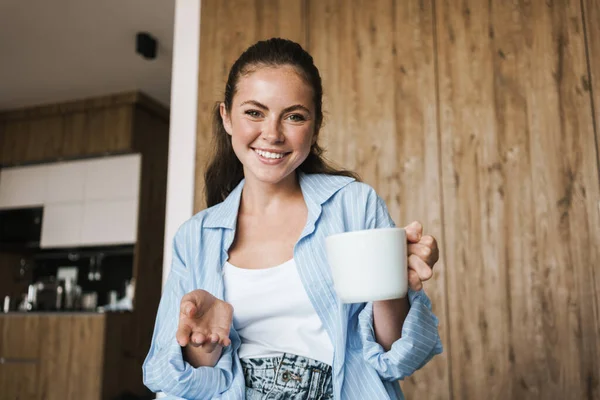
[240,172,304,216]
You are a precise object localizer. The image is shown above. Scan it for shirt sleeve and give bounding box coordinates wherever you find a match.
[142,225,234,399]
[358,290,443,381]
[358,191,443,381]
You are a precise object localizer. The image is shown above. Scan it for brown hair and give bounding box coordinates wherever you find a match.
[204,38,359,207]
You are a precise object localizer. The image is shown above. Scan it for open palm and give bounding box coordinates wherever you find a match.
[176,289,233,353]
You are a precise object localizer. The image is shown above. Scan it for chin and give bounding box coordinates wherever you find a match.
[247,167,296,185]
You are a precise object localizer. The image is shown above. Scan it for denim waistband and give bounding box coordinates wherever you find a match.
[241,353,333,399]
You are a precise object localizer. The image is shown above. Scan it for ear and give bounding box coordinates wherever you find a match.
[220,103,232,136]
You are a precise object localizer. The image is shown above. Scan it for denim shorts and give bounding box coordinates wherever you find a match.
[241,353,334,399]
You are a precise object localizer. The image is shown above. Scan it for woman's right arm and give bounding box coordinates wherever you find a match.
[142,224,235,399]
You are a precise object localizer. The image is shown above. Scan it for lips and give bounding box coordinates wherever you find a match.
[252,148,290,164]
[253,148,290,158]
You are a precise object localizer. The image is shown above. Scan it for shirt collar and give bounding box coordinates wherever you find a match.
[203,171,355,230]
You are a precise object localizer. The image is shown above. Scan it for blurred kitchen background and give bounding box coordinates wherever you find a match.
[1,1,599,400]
[0,0,173,399]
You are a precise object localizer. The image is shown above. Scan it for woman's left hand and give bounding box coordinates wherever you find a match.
[404,221,439,291]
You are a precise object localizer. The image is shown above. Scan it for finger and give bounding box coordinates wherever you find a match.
[420,235,439,266]
[408,254,433,281]
[220,336,231,347]
[407,243,432,261]
[190,332,207,347]
[209,333,220,344]
[408,269,423,291]
[176,323,193,347]
[408,241,439,267]
[404,221,423,243]
[180,299,197,318]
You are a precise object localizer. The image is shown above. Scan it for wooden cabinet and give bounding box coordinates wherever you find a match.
[0,99,136,165]
[45,161,86,203]
[40,203,84,248]
[83,155,141,201]
[0,315,41,400]
[0,164,47,208]
[1,154,142,248]
[80,199,138,246]
[0,314,113,400]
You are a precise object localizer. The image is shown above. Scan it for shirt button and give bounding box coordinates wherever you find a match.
[281,371,290,382]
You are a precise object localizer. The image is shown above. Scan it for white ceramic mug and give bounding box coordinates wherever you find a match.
[325,227,408,303]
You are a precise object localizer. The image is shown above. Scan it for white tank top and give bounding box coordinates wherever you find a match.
[223,258,334,366]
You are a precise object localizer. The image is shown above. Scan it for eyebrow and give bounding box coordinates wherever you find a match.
[239,100,311,115]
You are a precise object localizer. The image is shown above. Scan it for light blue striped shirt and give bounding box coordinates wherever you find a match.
[143,172,443,399]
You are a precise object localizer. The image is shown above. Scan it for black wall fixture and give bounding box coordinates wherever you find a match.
[136,32,157,60]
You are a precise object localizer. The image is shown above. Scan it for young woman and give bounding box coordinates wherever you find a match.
[143,38,442,400]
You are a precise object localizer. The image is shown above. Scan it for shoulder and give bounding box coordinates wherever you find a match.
[322,179,395,229]
[329,180,382,206]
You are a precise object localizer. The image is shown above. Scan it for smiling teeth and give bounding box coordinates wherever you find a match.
[255,149,285,159]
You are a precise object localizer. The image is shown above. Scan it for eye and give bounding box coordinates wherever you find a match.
[245,109,262,118]
[287,114,306,122]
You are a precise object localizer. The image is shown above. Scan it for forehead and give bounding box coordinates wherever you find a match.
[234,65,313,105]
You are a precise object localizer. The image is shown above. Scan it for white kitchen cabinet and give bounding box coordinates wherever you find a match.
[40,203,84,248]
[80,199,138,246]
[84,154,141,201]
[0,164,48,209]
[44,161,86,204]
[1,154,141,248]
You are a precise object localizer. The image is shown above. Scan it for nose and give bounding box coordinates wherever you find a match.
[261,117,284,144]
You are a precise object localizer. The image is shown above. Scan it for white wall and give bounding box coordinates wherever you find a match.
[156,0,200,398]
[162,0,201,288]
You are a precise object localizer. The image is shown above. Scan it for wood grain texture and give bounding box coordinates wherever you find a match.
[194,0,307,211]
[37,315,75,400]
[391,1,449,398]
[583,0,600,188]
[0,91,165,121]
[436,0,600,398]
[308,0,448,397]
[0,92,149,166]
[0,315,41,400]
[84,106,132,156]
[0,363,39,400]
[66,315,105,400]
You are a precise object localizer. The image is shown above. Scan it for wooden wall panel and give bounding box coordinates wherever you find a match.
[308,0,449,397]
[391,2,449,398]
[583,0,600,165]
[437,0,600,398]
[194,0,307,211]
[525,1,600,398]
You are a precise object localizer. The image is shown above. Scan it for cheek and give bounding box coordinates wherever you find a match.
[231,119,260,143]
[283,120,314,144]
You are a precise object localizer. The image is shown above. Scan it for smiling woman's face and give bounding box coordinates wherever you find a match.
[220,65,316,187]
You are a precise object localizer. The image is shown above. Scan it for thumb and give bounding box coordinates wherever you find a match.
[180,299,197,318]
